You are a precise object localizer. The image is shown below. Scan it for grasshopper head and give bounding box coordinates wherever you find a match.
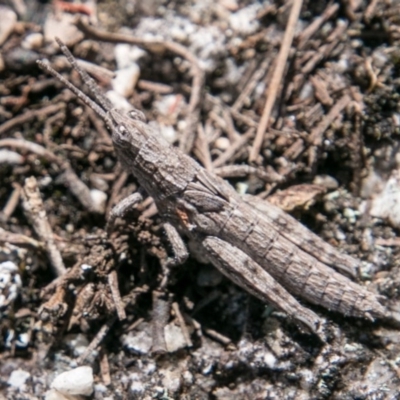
[109,108,149,169]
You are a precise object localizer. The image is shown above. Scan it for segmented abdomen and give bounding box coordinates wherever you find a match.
[210,200,386,320]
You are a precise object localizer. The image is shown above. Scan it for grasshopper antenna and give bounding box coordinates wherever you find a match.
[37,38,114,126]
[54,37,114,112]
[37,59,109,121]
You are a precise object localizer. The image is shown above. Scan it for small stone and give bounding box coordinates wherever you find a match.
[335,229,346,241]
[369,169,400,228]
[90,189,107,214]
[45,389,70,400]
[0,6,17,46]
[22,33,44,50]
[164,323,187,353]
[107,90,134,112]
[229,4,261,35]
[158,124,177,144]
[122,323,152,354]
[50,366,93,396]
[44,12,83,47]
[214,137,230,151]
[114,44,146,69]
[112,64,140,97]
[160,367,182,393]
[8,369,30,388]
[313,175,339,190]
[0,149,24,165]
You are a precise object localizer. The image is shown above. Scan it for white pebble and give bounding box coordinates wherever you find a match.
[214,137,230,151]
[236,182,248,195]
[50,366,94,396]
[0,6,17,46]
[369,170,400,228]
[229,4,261,35]
[22,33,44,50]
[16,332,29,348]
[44,389,70,400]
[0,149,24,165]
[158,124,177,144]
[164,323,187,352]
[114,44,146,69]
[335,230,346,241]
[107,90,134,112]
[122,323,152,354]
[90,189,107,214]
[0,260,22,307]
[112,64,140,98]
[160,367,181,393]
[8,369,30,388]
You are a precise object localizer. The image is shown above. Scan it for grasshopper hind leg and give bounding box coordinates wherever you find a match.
[200,235,326,339]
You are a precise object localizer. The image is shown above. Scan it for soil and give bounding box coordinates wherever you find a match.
[1,1,400,399]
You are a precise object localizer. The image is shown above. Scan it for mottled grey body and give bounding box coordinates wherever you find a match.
[113,117,388,331]
[38,39,393,337]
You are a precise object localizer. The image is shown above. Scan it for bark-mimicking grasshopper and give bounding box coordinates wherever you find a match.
[37,38,397,338]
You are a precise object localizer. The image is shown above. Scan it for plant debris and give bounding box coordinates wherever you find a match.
[1,0,400,398]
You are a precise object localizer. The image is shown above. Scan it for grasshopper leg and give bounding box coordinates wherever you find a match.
[106,192,143,233]
[200,236,326,338]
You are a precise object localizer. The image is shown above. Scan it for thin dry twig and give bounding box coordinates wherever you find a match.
[249,0,304,162]
[364,0,380,22]
[0,183,21,222]
[77,315,117,365]
[21,176,66,277]
[0,138,103,213]
[172,302,192,348]
[215,164,283,183]
[0,103,65,137]
[204,327,232,346]
[99,349,112,386]
[0,228,44,249]
[297,3,340,49]
[307,94,351,165]
[194,123,213,172]
[213,128,255,168]
[108,270,126,321]
[151,290,170,355]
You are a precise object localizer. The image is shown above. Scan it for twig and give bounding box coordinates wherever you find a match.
[77,315,117,365]
[249,0,304,162]
[0,183,21,222]
[307,94,351,165]
[215,164,283,183]
[0,138,103,213]
[106,168,128,216]
[0,103,64,137]
[99,349,112,386]
[204,327,232,345]
[172,302,192,348]
[0,138,60,164]
[0,228,44,249]
[194,123,213,172]
[137,79,174,94]
[232,57,271,112]
[151,290,170,355]
[108,270,126,321]
[364,0,380,22]
[297,3,340,49]
[212,128,255,168]
[21,177,66,277]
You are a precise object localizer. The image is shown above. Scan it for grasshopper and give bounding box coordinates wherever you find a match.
[37,38,396,337]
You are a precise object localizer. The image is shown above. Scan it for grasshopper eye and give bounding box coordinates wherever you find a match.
[117,125,128,136]
[128,109,146,122]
